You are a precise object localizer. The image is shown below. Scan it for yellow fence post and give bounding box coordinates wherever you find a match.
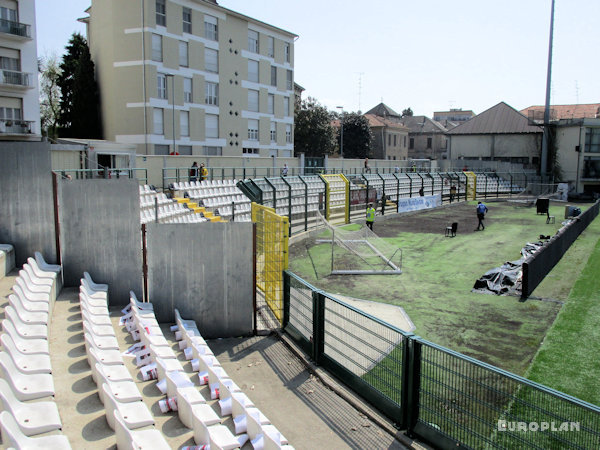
[465,171,477,200]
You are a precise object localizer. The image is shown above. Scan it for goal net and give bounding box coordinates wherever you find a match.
[313,212,402,275]
[508,183,562,205]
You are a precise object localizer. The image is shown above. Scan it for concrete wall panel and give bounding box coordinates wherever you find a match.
[58,178,142,305]
[147,222,253,338]
[0,142,57,266]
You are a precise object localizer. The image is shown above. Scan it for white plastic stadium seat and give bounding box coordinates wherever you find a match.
[0,333,52,374]
[0,352,54,401]
[2,320,50,355]
[114,410,170,450]
[176,386,207,429]
[7,294,48,325]
[84,271,109,292]
[194,418,248,450]
[102,383,154,431]
[0,379,62,436]
[0,411,71,449]
[95,363,142,404]
[3,306,48,339]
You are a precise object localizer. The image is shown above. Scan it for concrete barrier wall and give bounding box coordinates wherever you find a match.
[146,222,254,338]
[58,178,142,305]
[0,141,57,266]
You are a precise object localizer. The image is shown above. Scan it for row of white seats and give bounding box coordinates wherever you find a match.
[81,276,171,449]
[0,254,71,448]
[140,203,203,224]
[174,179,238,191]
[140,192,172,209]
[172,309,293,449]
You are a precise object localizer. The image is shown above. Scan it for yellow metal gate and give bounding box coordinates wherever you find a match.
[252,203,289,322]
[465,171,477,200]
[319,174,350,224]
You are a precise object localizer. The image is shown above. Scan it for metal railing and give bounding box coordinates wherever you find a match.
[283,270,600,449]
[0,119,34,134]
[0,69,31,87]
[54,168,148,185]
[0,18,31,38]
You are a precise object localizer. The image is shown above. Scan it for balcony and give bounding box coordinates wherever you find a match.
[0,18,31,39]
[0,119,34,135]
[0,70,32,89]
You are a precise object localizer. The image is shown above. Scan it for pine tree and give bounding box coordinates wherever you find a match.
[57,33,102,138]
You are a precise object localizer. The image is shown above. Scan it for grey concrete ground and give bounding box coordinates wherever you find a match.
[0,272,416,449]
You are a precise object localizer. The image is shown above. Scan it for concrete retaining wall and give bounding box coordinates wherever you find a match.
[146,222,254,338]
[58,178,142,305]
[0,141,57,266]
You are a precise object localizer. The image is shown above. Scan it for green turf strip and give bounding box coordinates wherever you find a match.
[525,218,600,404]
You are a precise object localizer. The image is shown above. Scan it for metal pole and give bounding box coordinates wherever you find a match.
[540,0,555,176]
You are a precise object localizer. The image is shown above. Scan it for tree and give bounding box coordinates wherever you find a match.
[57,33,102,138]
[338,113,373,159]
[39,53,62,139]
[402,107,413,117]
[293,97,337,157]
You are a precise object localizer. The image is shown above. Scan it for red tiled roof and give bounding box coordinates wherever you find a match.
[364,114,410,130]
[520,104,600,120]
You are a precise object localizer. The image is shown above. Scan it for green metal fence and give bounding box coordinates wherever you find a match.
[283,270,600,449]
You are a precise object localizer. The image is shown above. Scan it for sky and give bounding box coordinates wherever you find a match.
[36,0,600,117]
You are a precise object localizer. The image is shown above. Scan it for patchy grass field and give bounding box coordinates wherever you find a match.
[289,200,597,387]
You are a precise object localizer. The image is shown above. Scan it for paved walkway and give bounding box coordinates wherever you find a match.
[0,272,416,449]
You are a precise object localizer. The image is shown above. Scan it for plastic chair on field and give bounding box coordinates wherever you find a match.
[445,222,458,237]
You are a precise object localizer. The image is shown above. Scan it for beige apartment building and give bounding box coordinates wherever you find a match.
[82,0,296,156]
[0,0,40,140]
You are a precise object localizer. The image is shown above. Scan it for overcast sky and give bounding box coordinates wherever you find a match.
[36,0,599,117]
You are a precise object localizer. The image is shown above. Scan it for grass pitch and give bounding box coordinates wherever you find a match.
[289,201,599,404]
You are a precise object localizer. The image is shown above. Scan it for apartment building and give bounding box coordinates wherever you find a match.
[83,0,296,156]
[0,0,40,140]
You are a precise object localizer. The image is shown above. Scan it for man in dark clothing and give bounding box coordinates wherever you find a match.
[189,161,199,182]
[476,201,488,230]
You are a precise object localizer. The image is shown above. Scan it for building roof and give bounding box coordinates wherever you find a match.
[520,103,600,120]
[399,115,448,134]
[447,102,542,135]
[365,103,401,119]
[364,114,410,131]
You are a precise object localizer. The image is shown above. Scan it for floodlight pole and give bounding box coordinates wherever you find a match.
[336,106,344,158]
[540,0,555,179]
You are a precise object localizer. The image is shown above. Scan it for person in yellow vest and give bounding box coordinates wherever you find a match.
[199,163,208,181]
[366,203,376,230]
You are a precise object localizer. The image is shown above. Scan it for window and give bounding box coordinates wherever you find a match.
[182,7,192,33]
[0,106,21,121]
[248,119,259,140]
[248,60,259,83]
[151,34,162,61]
[243,148,259,155]
[205,48,218,73]
[403,136,406,147]
[203,146,222,156]
[270,66,277,87]
[388,134,391,146]
[205,82,218,106]
[268,94,274,115]
[427,137,432,149]
[394,135,397,146]
[205,114,219,138]
[585,128,600,153]
[283,97,290,117]
[284,43,290,63]
[157,73,167,99]
[179,41,188,67]
[184,77,193,103]
[280,149,292,158]
[270,122,276,142]
[178,145,192,155]
[156,0,166,26]
[204,15,218,41]
[153,108,164,134]
[0,7,18,23]
[286,70,292,90]
[248,30,259,53]
[409,138,414,149]
[248,90,259,112]
[154,144,169,155]
[268,36,274,58]
[180,111,189,136]
[0,56,19,71]
[285,124,292,143]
